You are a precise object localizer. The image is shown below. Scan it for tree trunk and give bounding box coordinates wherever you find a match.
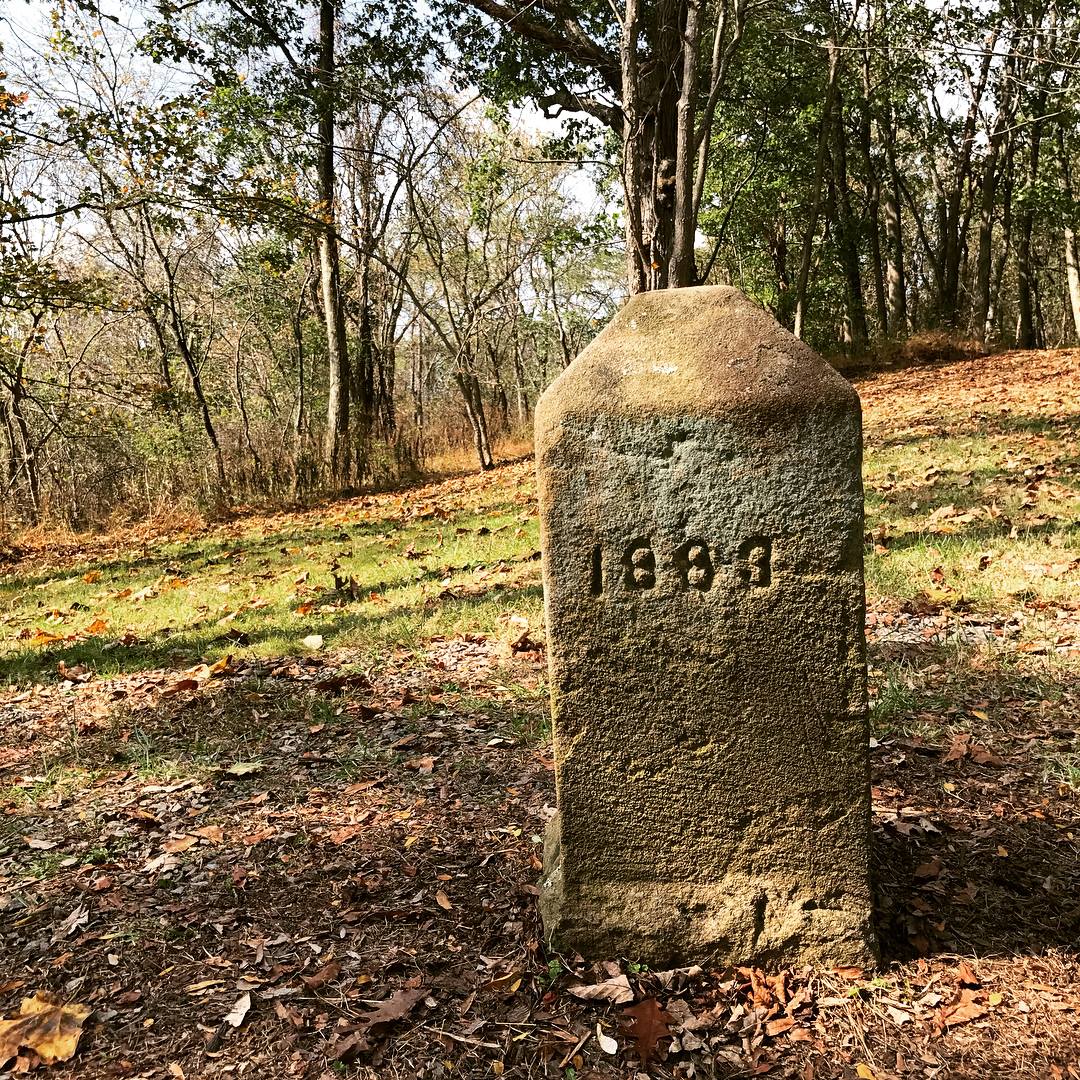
[317,0,350,487]
[1017,119,1044,349]
[988,149,1014,343]
[455,362,493,471]
[859,19,887,336]
[794,39,840,340]
[830,86,869,352]
[1058,126,1080,340]
[671,0,703,287]
[883,145,907,335]
[940,30,997,327]
[974,126,1004,344]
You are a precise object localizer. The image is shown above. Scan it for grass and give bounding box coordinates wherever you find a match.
[0,465,543,683]
[0,348,1078,1079]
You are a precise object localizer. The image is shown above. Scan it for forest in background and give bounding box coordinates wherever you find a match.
[2,0,1079,527]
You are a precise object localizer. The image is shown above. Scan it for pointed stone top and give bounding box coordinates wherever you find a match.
[536,286,857,448]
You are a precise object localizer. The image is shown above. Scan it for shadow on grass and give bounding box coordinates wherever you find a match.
[867,409,1080,452]
[0,577,545,684]
[874,515,1080,556]
[869,643,1080,960]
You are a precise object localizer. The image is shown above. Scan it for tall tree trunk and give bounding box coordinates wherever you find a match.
[940,30,997,327]
[859,16,887,336]
[352,260,376,482]
[974,125,1004,344]
[671,0,703,287]
[317,0,350,488]
[455,361,493,471]
[988,148,1014,343]
[1017,118,1044,349]
[794,39,840,340]
[883,142,907,335]
[1058,126,1080,340]
[830,87,869,351]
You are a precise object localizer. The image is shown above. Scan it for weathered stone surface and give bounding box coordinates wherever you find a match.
[535,285,875,968]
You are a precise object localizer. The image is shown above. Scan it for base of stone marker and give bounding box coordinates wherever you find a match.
[540,815,876,968]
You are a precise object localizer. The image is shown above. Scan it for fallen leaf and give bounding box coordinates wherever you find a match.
[957,960,981,987]
[0,992,90,1068]
[163,835,199,854]
[765,1015,796,1036]
[568,974,634,1005]
[886,1005,913,1025]
[914,856,942,880]
[226,761,265,777]
[940,988,987,1027]
[360,986,426,1031]
[224,993,251,1028]
[622,998,671,1065]
[328,984,426,1060]
[162,678,200,696]
[596,1024,618,1055]
[303,962,341,990]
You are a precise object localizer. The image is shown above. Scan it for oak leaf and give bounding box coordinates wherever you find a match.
[328,986,427,1061]
[0,992,90,1068]
[622,998,671,1065]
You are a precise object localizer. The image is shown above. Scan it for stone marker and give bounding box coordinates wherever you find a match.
[535,285,875,967]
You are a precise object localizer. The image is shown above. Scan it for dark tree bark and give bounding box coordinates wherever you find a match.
[794,38,840,340]
[830,86,869,351]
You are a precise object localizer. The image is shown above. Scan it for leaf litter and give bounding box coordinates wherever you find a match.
[0,350,1078,1077]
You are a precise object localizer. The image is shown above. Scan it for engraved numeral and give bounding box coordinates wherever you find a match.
[589,534,775,595]
[623,539,656,590]
[735,536,771,587]
[674,539,714,591]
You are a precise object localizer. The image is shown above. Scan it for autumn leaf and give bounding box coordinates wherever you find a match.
[435,890,453,910]
[939,988,988,1027]
[162,835,198,854]
[957,960,981,988]
[567,975,634,1005]
[302,961,341,990]
[914,856,943,879]
[0,992,90,1068]
[622,998,671,1065]
[162,678,200,696]
[226,761,265,777]
[328,986,427,1062]
[765,1015,796,1036]
[224,993,251,1028]
[358,986,427,1032]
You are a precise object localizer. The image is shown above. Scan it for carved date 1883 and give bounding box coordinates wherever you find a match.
[595,535,773,594]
